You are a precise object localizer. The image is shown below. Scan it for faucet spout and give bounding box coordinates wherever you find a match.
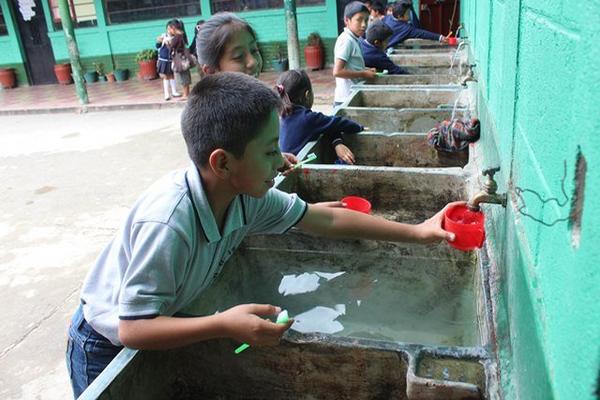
[467,167,508,211]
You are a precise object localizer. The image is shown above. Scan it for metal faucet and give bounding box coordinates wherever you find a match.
[461,64,478,86]
[467,167,507,211]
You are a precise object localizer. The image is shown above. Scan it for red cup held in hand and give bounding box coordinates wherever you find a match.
[448,37,458,46]
[341,196,372,214]
[443,204,485,251]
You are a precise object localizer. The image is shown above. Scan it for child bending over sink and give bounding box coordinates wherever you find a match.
[66,72,461,398]
[277,69,362,165]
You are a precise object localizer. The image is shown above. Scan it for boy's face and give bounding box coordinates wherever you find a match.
[227,111,284,198]
[218,28,263,78]
[345,12,369,37]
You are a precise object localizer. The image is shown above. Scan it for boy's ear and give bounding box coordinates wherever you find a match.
[208,149,231,178]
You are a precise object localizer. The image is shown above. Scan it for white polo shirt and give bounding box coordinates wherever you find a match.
[80,164,307,345]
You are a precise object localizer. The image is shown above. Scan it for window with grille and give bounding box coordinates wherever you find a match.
[103,0,201,25]
[210,0,324,13]
[0,6,9,35]
[49,0,98,29]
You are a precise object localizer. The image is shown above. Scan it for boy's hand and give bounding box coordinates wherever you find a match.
[335,143,355,165]
[415,201,465,244]
[440,35,449,44]
[279,152,298,176]
[220,304,293,346]
[363,68,377,80]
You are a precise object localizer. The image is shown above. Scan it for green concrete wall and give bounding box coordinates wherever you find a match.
[0,0,339,83]
[0,0,28,85]
[461,1,600,399]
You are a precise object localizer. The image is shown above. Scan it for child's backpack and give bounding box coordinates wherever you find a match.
[427,118,480,152]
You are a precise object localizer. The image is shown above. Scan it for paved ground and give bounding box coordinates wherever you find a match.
[0,95,333,399]
[0,69,336,115]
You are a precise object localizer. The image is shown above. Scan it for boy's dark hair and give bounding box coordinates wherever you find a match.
[392,2,411,19]
[275,69,313,117]
[366,20,393,43]
[344,1,369,19]
[181,72,282,167]
[371,1,386,15]
[196,12,259,69]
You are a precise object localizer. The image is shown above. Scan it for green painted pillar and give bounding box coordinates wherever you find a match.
[284,0,300,70]
[57,0,88,104]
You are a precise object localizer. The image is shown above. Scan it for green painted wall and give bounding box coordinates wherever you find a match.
[461,1,600,399]
[0,0,339,83]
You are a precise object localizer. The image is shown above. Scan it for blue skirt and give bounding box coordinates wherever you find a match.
[157,59,173,75]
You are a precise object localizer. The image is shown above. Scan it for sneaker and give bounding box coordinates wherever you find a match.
[164,96,171,101]
[172,92,182,98]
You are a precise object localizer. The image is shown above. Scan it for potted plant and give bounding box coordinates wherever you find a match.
[304,32,324,70]
[94,62,107,82]
[84,69,98,83]
[271,44,288,72]
[0,67,17,89]
[53,63,72,85]
[136,49,158,80]
[113,63,129,82]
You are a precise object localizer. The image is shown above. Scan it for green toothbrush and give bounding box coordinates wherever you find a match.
[234,310,290,354]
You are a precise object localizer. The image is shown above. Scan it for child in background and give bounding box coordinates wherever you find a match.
[360,20,409,74]
[188,20,205,57]
[276,69,361,164]
[66,72,460,397]
[383,2,448,48]
[333,1,377,106]
[195,12,298,170]
[169,19,192,99]
[156,19,182,101]
[369,0,386,23]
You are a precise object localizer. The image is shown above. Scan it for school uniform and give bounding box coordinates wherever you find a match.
[67,164,307,397]
[156,34,174,75]
[359,38,409,75]
[334,27,366,104]
[279,105,363,155]
[382,15,442,48]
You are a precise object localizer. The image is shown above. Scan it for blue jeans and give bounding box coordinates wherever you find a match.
[66,305,123,398]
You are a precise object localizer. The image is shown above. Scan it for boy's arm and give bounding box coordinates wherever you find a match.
[407,24,444,42]
[296,201,462,244]
[380,53,409,75]
[333,59,377,80]
[119,304,292,350]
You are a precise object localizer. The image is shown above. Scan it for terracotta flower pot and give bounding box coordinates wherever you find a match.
[138,60,157,80]
[54,63,72,85]
[304,45,324,70]
[0,68,17,89]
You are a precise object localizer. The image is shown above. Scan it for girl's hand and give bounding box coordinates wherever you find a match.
[219,304,293,346]
[414,201,465,244]
[335,144,355,165]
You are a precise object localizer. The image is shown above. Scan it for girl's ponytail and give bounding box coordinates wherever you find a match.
[275,69,313,117]
[276,84,295,117]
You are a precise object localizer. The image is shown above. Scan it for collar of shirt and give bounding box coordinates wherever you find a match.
[343,27,361,43]
[185,164,247,243]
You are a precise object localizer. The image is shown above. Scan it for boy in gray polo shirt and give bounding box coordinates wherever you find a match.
[333,1,378,106]
[67,72,458,398]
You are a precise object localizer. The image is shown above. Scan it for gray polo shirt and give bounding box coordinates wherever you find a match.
[80,164,307,345]
[334,27,366,103]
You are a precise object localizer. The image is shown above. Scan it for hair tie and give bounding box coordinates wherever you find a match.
[276,84,285,95]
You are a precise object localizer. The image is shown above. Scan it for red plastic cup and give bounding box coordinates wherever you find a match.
[448,37,458,46]
[341,196,372,214]
[443,204,485,251]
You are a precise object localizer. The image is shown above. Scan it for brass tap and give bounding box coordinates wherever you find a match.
[467,167,507,211]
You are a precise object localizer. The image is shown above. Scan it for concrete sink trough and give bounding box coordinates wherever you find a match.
[308,132,468,168]
[345,88,466,109]
[394,38,451,50]
[336,107,465,132]
[389,52,465,68]
[357,74,460,86]
[82,166,492,400]
[81,165,493,400]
